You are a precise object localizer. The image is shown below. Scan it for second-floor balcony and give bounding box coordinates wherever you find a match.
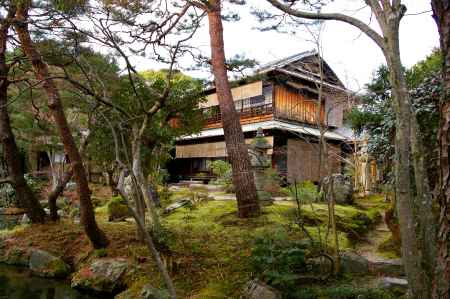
[201,95,274,125]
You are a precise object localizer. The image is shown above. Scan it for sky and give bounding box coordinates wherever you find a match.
[131,1,440,91]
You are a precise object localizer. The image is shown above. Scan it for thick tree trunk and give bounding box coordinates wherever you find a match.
[15,6,108,248]
[431,1,450,298]
[207,0,260,218]
[0,8,46,223]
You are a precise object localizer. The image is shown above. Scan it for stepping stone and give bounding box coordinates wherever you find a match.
[377,277,408,293]
[369,258,404,276]
[211,194,236,201]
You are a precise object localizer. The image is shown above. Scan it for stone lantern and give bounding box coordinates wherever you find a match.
[249,128,273,205]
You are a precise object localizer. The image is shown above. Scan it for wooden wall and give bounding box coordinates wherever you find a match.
[287,139,341,182]
[274,86,324,125]
[324,87,346,127]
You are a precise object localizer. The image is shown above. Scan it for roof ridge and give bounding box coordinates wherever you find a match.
[257,49,317,72]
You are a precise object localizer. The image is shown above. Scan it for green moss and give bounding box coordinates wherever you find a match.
[106,196,130,221]
[48,258,71,278]
[377,236,401,259]
[93,248,108,258]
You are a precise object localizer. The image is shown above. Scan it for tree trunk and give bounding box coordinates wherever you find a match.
[431,1,450,298]
[131,125,160,232]
[0,8,46,223]
[116,176,176,299]
[15,6,108,248]
[105,166,119,196]
[47,170,72,221]
[384,33,427,297]
[206,0,260,218]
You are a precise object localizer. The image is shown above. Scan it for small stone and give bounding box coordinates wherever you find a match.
[242,279,281,299]
[66,182,77,191]
[29,248,71,278]
[20,214,30,225]
[44,208,50,215]
[164,199,191,214]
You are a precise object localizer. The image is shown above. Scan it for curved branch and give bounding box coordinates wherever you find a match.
[265,0,386,52]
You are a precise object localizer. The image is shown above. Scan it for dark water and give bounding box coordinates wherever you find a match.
[0,265,112,299]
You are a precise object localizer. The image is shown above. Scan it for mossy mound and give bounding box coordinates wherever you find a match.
[106,196,130,222]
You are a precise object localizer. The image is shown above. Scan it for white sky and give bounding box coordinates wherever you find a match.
[132,0,439,91]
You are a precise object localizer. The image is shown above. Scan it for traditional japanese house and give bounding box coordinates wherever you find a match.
[168,51,354,183]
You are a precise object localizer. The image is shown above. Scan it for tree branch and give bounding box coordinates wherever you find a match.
[265,0,386,51]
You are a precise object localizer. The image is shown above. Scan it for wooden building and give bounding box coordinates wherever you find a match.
[168,51,354,183]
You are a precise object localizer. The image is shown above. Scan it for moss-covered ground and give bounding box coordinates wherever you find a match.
[0,185,395,298]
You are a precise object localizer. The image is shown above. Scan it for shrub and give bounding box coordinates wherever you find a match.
[93,248,108,258]
[283,180,320,203]
[208,160,232,186]
[262,168,283,195]
[250,229,307,291]
[107,196,130,221]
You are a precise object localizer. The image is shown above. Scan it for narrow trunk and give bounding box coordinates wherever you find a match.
[47,170,72,221]
[105,167,118,196]
[207,1,260,218]
[0,9,45,223]
[15,6,108,248]
[431,1,450,298]
[116,170,176,299]
[131,126,160,231]
[385,38,425,297]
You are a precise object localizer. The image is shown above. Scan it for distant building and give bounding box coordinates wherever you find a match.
[168,51,355,183]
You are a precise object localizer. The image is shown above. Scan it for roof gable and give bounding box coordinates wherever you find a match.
[257,50,345,90]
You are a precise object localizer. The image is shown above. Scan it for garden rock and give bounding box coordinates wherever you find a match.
[377,277,408,293]
[242,279,281,299]
[66,182,77,191]
[340,252,369,274]
[29,248,71,278]
[369,258,404,276]
[321,174,354,204]
[72,258,130,293]
[164,198,191,214]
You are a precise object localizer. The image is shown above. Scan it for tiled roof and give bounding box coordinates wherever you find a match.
[179,120,350,141]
